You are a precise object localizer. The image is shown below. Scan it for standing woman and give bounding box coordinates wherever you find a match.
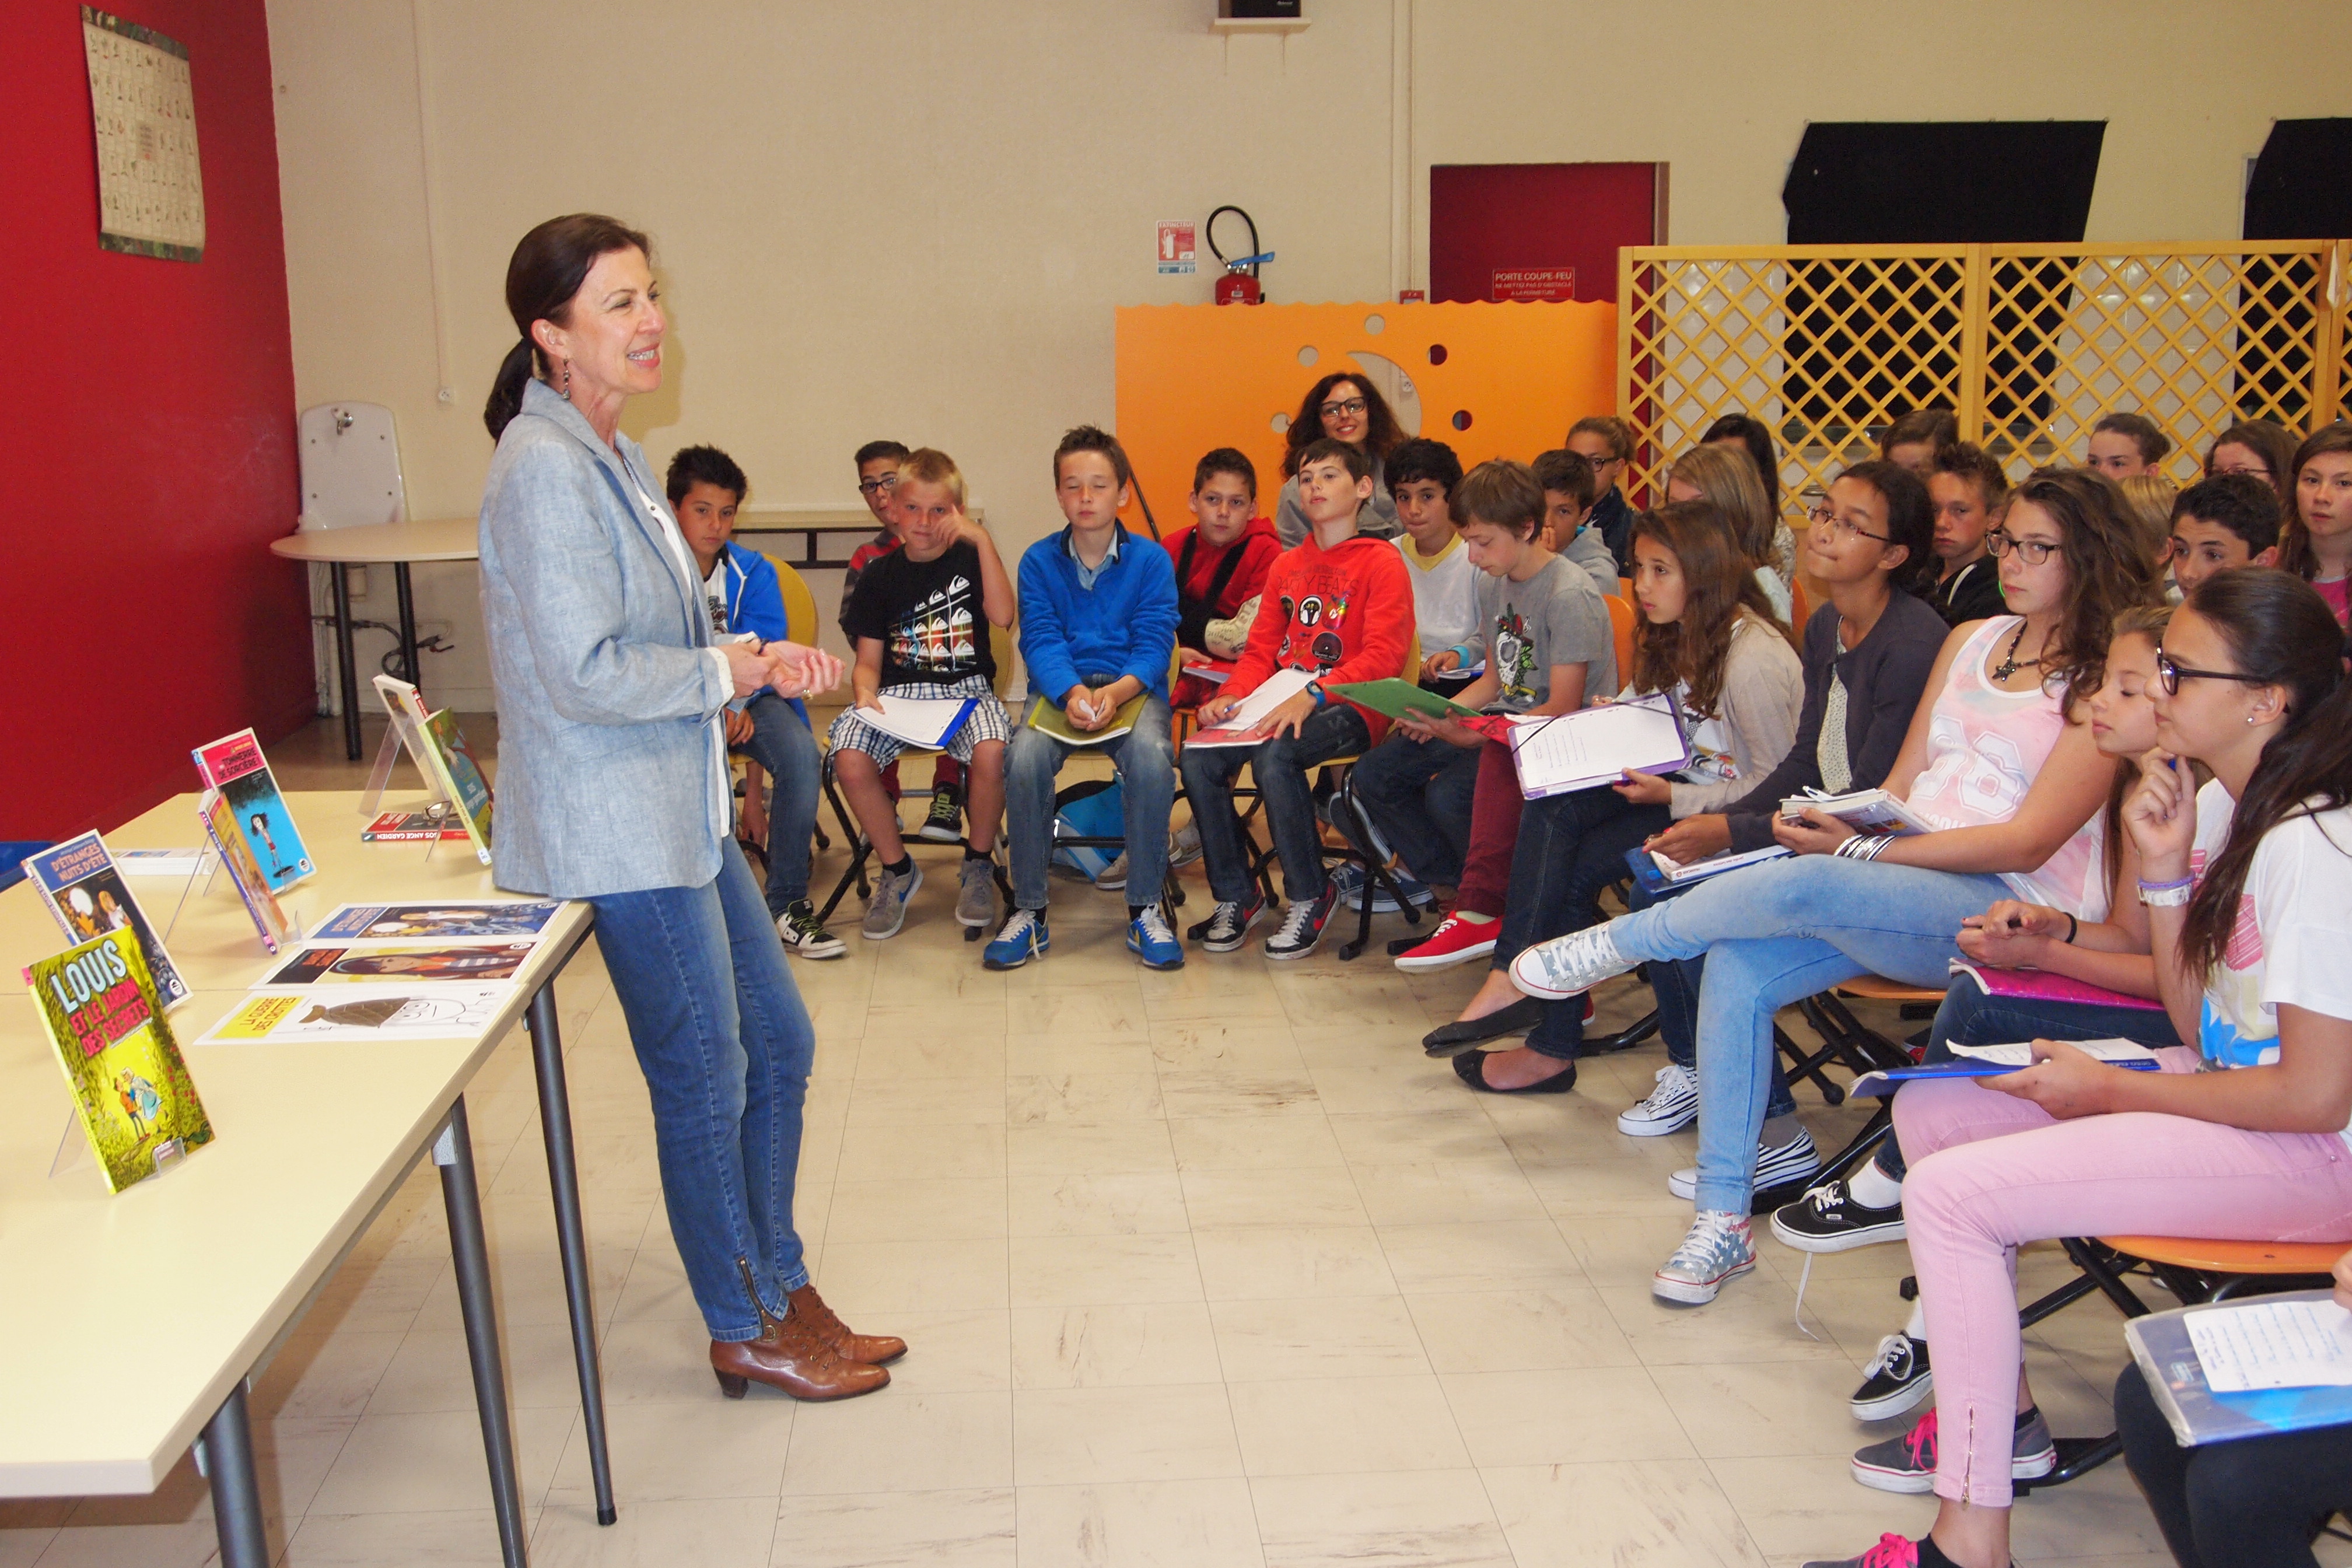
[1272,372,1403,545]
[478,214,898,1402]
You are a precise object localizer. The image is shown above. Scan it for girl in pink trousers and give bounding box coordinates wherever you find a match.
[1807,568,2352,1568]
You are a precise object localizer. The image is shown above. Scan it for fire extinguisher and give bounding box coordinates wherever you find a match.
[1207,205,1272,305]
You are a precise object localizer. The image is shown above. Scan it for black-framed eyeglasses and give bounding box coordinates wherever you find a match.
[857,477,897,495]
[1319,397,1368,420]
[2155,649,2270,696]
[1985,530,2060,566]
[1805,501,1889,543]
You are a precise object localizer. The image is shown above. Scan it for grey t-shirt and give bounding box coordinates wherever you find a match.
[1474,554,1615,712]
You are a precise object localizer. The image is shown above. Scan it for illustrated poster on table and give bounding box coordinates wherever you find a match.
[310,901,563,941]
[260,942,537,989]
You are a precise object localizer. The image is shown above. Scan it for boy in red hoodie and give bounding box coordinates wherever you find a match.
[1164,447,1282,709]
[1180,438,1415,960]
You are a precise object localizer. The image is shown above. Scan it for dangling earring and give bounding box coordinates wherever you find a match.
[560,359,572,398]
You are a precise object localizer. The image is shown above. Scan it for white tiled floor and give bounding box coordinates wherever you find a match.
[1,719,2305,1566]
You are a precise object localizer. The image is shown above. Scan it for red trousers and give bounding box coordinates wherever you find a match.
[1452,741,1522,917]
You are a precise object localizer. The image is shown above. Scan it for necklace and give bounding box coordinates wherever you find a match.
[1990,619,2044,682]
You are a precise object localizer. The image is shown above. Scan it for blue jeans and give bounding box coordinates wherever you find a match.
[1496,785,1671,1059]
[1628,884,1802,1117]
[1606,856,2011,1213]
[1181,702,1370,904]
[1874,979,2185,1182]
[587,841,816,1342]
[736,694,821,911]
[1346,732,1480,886]
[1007,691,1175,911]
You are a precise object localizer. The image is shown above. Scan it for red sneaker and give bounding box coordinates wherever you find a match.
[1393,913,1500,971]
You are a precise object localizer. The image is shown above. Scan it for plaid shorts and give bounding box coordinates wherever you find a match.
[826,674,1012,767]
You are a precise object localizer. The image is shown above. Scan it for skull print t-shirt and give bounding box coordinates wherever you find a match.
[1472,554,1615,713]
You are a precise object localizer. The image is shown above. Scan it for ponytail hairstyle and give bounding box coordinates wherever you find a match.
[483,214,653,440]
[1835,459,1940,597]
[2175,568,2352,981]
[2274,424,2352,580]
[2099,602,2175,891]
[1665,444,1777,569]
[1627,500,1794,718]
[2007,467,2161,706]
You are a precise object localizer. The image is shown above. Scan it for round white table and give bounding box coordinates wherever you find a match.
[271,519,479,759]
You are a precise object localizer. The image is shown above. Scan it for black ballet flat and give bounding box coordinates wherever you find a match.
[1452,1051,1578,1094]
[1420,998,1544,1057]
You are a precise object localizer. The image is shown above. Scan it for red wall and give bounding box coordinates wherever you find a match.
[1430,162,1664,306]
[1,0,309,840]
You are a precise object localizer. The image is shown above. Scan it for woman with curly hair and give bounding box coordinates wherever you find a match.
[1272,370,1404,545]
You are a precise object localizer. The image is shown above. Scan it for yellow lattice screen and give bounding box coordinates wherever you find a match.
[1621,240,2352,509]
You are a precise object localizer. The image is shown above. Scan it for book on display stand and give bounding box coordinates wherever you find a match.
[368,676,494,865]
[191,727,317,891]
[21,833,192,1008]
[26,928,213,1192]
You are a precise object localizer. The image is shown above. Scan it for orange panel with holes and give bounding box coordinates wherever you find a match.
[1114,302,1616,536]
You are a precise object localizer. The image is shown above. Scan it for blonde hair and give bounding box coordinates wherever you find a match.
[895,447,968,509]
[2118,473,2179,565]
[1666,444,1774,565]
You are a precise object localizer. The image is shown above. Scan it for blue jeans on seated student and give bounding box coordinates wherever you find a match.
[1628,882,1799,1118]
[1873,977,2186,1183]
[1007,690,1176,911]
[736,692,821,913]
[1605,856,2010,1213]
[1181,702,1371,904]
[1345,732,1481,886]
[587,841,815,1343]
[1496,786,1671,1059]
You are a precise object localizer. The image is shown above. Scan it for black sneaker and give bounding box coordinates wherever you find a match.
[1771,1176,1907,1254]
[918,783,964,843]
[1264,881,1340,961]
[775,899,846,960]
[1190,895,1265,953]
[1849,1334,1933,1422]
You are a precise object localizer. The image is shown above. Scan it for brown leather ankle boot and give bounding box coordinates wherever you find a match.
[710,1262,888,1401]
[788,1283,908,1365]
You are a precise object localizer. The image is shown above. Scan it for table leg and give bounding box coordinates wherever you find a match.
[802,528,818,568]
[527,979,617,1525]
[331,563,363,762]
[199,1381,270,1568]
[435,1097,530,1567]
[395,562,420,688]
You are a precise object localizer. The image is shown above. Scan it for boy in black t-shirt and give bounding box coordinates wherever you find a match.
[828,449,1017,940]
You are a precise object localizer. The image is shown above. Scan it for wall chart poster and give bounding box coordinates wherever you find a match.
[82,6,205,262]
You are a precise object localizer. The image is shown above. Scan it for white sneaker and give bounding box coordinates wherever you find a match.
[1510,925,1636,999]
[1666,1129,1821,1200]
[1617,1062,1699,1136]
[1652,1209,1756,1304]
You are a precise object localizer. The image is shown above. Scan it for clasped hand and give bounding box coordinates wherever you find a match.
[722,639,845,701]
[1956,899,2064,968]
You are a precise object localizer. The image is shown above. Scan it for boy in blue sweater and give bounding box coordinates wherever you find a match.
[668,445,841,959]
[985,426,1181,971]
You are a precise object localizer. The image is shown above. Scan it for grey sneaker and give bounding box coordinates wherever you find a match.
[956,856,996,928]
[860,861,922,940]
[1510,923,1637,999]
[1850,1405,2054,1494]
[1094,852,1129,891]
[1652,1209,1756,1304]
[1168,821,1203,869]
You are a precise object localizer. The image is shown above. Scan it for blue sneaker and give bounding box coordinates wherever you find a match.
[1126,907,1185,970]
[983,908,1049,970]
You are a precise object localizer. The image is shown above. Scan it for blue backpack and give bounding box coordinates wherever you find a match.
[1049,780,1126,883]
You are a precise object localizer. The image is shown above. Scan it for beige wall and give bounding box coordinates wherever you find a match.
[267,0,2344,709]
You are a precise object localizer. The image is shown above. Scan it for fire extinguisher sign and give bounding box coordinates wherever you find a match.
[1156,220,1196,275]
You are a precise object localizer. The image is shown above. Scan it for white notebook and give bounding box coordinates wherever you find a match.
[1508,694,1691,799]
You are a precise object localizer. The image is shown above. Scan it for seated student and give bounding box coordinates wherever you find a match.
[2204,417,2297,493]
[1181,438,1414,960]
[1273,374,1403,547]
[1532,447,1619,589]
[2167,473,2280,598]
[2120,473,2182,582]
[1666,443,1794,618]
[1923,442,2009,626]
[1702,411,1786,530]
[1385,438,1478,704]
[2277,424,2352,627]
[1436,501,1802,1094]
[2087,409,2172,481]
[1350,459,1612,930]
[986,427,1181,972]
[668,444,841,959]
[1881,409,1959,476]
[1514,468,2153,1306]
[1566,415,1641,572]
[844,438,967,840]
[1166,447,1281,711]
[2116,1247,2352,1568]
[828,448,1015,940]
[1804,568,2352,1568]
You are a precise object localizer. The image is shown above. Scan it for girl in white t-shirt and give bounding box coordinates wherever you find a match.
[1803,567,2352,1568]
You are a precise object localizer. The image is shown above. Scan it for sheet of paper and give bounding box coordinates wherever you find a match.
[2188,1299,2352,1393]
[1948,1038,2163,1068]
[1184,668,1316,747]
[198,984,512,1044]
[1509,696,1688,798]
[859,695,977,748]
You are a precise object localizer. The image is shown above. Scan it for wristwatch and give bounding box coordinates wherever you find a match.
[1305,681,1328,708]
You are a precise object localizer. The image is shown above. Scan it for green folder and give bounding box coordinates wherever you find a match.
[1025,692,1149,746]
[1328,678,1481,721]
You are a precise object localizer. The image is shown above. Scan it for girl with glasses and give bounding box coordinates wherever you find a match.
[1272,372,1403,547]
[1802,567,2352,1568]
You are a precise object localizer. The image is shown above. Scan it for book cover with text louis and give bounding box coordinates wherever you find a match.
[192,727,316,891]
[27,929,214,1193]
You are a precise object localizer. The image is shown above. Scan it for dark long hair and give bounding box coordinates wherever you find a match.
[2205,418,2298,494]
[1282,372,1403,477]
[2175,568,2352,979]
[1699,412,1781,520]
[1627,501,1794,719]
[1836,459,1940,597]
[2004,467,2160,706]
[482,214,652,440]
[2274,424,2352,580]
